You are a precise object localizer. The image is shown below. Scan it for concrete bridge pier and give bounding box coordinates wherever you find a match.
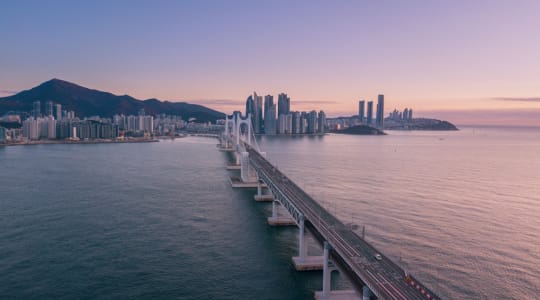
[314,242,361,300]
[231,151,262,187]
[292,216,324,271]
[322,242,333,298]
[254,180,273,201]
[362,286,373,300]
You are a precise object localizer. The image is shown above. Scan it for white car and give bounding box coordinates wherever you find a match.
[374,253,382,261]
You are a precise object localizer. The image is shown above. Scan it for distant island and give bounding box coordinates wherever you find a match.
[331,125,385,135]
[327,115,458,134]
[384,118,458,131]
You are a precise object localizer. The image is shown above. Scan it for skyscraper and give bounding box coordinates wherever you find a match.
[245,95,254,118]
[358,100,365,122]
[277,93,290,116]
[254,92,263,134]
[264,104,277,134]
[245,95,255,132]
[307,110,318,134]
[0,127,6,143]
[33,101,41,119]
[45,101,53,116]
[55,104,62,120]
[264,95,274,118]
[367,101,373,125]
[47,115,56,139]
[376,94,384,128]
[318,111,326,134]
[292,111,301,134]
[277,93,290,133]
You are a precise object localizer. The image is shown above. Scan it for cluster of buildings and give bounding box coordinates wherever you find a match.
[388,108,413,121]
[245,92,326,135]
[327,94,386,130]
[0,101,193,143]
[357,95,385,128]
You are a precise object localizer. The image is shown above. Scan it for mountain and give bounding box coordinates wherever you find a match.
[0,79,225,122]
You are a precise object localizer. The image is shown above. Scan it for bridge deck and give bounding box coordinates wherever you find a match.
[246,145,440,300]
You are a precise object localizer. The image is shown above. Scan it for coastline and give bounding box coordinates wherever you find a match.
[0,138,159,147]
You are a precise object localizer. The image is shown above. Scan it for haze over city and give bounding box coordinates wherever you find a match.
[2,0,540,125]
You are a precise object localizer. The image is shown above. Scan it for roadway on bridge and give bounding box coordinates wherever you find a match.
[246,145,440,300]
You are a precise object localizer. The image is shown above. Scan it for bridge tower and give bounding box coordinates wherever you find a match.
[221,114,235,148]
[234,113,251,148]
[234,113,257,182]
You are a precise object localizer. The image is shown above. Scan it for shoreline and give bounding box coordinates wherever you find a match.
[0,139,159,147]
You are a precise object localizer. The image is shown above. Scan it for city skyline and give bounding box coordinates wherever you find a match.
[2,1,540,126]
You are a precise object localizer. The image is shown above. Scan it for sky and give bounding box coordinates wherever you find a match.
[1,0,540,126]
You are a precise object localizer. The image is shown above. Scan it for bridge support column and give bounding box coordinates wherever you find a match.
[298,215,307,262]
[362,286,373,300]
[314,242,361,300]
[292,215,324,270]
[254,186,273,201]
[267,200,296,226]
[322,241,332,298]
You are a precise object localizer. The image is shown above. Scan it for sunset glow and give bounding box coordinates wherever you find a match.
[1,0,539,125]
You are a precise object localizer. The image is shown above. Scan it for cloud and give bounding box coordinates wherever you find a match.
[493,97,540,102]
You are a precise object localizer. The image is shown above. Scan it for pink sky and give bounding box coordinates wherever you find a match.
[1,1,540,126]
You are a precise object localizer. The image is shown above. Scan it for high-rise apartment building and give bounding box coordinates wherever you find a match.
[245,95,255,131]
[254,92,263,134]
[47,115,56,139]
[245,95,254,118]
[291,111,301,134]
[376,95,384,129]
[264,95,274,118]
[45,101,53,116]
[358,100,365,122]
[264,104,277,134]
[33,101,41,119]
[367,101,373,125]
[0,127,6,143]
[277,93,290,116]
[277,93,290,133]
[318,111,326,134]
[307,110,318,134]
[23,117,40,140]
[263,95,274,134]
[376,94,384,128]
[55,104,62,120]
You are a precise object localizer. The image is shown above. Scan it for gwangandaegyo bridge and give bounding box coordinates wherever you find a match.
[219,112,441,300]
